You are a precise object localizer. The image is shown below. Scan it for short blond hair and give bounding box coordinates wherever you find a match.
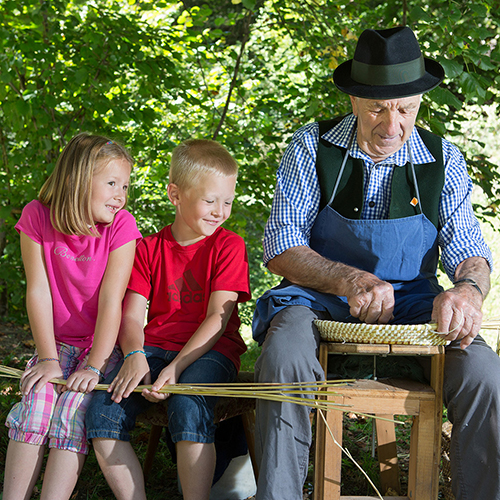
[39,133,133,236]
[169,139,238,190]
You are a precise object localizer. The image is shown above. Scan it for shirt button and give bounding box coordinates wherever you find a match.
[368,201,375,208]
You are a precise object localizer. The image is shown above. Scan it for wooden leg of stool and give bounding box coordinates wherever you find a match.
[241,410,259,482]
[314,402,343,500]
[375,415,401,495]
[143,424,163,481]
[314,342,330,500]
[430,351,445,500]
[408,400,437,500]
[314,408,327,500]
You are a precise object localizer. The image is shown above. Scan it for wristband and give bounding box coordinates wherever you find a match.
[84,364,104,380]
[37,357,59,363]
[453,278,483,297]
[124,349,147,360]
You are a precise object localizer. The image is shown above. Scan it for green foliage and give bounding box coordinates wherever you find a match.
[1,0,500,324]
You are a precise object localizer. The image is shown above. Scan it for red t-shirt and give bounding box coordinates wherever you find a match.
[128,225,251,370]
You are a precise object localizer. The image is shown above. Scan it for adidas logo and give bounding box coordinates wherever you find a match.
[167,269,204,304]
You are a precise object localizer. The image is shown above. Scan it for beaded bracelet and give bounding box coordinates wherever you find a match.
[84,364,104,380]
[124,349,147,360]
[37,357,59,363]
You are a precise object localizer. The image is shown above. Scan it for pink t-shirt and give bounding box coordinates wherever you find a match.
[15,200,142,348]
[128,225,251,370]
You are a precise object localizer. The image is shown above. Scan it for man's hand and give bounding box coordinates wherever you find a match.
[433,257,490,349]
[268,246,395,323]
[432,286,483,349]
[344,270,395,324]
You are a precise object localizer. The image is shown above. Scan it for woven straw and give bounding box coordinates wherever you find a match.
[314,319,447,346]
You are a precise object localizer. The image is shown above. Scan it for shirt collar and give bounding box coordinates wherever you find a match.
[322,113,437,167]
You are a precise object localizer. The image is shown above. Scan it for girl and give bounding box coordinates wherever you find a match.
[3,133,142,500]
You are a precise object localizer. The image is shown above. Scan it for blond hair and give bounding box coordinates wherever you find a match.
[169,139,238,190]
[39,133,133,236]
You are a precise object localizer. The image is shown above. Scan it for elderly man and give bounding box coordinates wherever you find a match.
[252,26,500,500]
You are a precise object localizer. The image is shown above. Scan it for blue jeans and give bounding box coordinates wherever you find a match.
[86,347,236,444]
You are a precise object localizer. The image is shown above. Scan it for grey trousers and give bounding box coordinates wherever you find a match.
[254,305,500,500]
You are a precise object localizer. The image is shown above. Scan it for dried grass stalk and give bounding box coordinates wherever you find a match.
[0,365,355,412]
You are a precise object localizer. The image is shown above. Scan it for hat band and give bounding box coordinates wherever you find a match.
[351,55,425,86]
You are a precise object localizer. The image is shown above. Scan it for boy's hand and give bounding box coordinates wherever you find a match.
[108,353,150,403]
[142,364,179,403]
[21,360,63,396]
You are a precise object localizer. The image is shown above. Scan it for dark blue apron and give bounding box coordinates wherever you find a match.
[252,136,443,345]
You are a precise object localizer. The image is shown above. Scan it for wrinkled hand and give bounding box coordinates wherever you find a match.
[108,353,151,403]
[345,270,395,324]
[21,360,63,396]
[432,286,483,349]
[142,364,179,403]
[65,368,100,393]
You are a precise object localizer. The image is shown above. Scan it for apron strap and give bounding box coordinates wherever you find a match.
[327,126,356,207]
[407,138,424,215]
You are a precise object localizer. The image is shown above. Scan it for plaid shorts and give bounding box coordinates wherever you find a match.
[5,342,121,455]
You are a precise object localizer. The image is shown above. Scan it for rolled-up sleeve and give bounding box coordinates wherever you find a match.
[438,139,493,280]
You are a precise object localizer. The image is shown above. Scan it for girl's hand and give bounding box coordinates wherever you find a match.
[21,360,63,396]
[108,353,150,403]
[65,368,100,394]
[142,364,179,403]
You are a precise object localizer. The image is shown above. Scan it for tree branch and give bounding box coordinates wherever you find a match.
[212,12,252,140]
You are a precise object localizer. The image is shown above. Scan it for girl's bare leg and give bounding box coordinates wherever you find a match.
[3,440,45,500]
[40,448,86,500]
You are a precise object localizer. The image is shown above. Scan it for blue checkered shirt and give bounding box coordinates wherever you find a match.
[263,114,492,281]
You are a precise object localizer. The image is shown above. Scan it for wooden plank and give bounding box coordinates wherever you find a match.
[323,342,445,356]
[326,343,391,355]
[319,342,329,372]
[408,400,437,499]
[375,415,401,495]
[334,379,435,399]
[323,394,344,499]
[430,352,445,499]
[390,345,442,355]
[339,396,422,415]
[339,497,409,499]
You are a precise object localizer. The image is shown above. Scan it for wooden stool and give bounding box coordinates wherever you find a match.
[136,371,258,482]
[314,343,445,500]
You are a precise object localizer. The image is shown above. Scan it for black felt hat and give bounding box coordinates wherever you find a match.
[333,26,445,99]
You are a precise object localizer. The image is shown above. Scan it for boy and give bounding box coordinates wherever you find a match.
[86,139,251,500]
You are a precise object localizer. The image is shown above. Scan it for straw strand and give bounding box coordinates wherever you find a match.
[0,365,353,412]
